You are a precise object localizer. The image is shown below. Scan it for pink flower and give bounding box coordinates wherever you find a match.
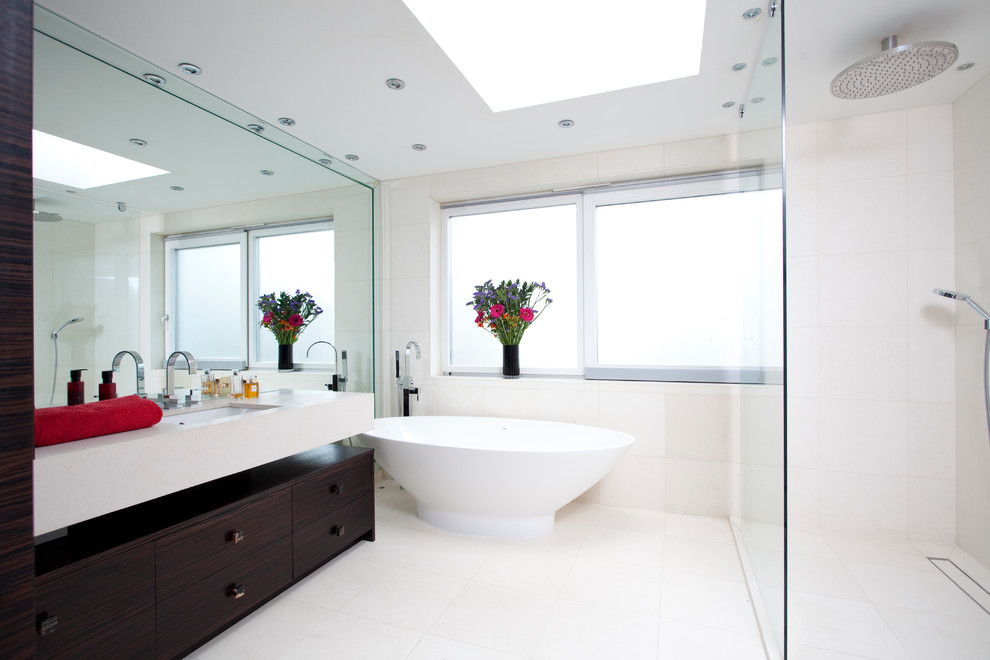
[519,307,535,322]
[262,313,273,325]
[475,312,485,326]
[288,314,305,327]
[490,304,505,319]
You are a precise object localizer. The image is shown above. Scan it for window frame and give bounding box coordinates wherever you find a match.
[442,170,783,384]
[164,219,334,370]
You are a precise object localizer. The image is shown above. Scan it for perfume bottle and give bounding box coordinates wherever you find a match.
[201,369,214,400]
[231,370,243,399]
[244,377,259,399]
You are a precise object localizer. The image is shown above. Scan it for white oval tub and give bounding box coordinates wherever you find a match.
[358,416,633,538]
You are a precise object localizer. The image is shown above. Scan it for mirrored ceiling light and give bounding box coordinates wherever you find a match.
[143,73,166,86]
[129,138,148,147]
[247,124,264,133]
[722,101,736,108]
[958,62,975,70]
[178,63,202,75]
[278,117,296,127]
[170,185,184,191]
[386,78,406,90]
[345,154,360,161]
[742,7,761,19]
[763,56,778,66]
[411,144,427,151]
[558,119,575,128]
[260,170,275,176]
[318,158,332,166]
[731,62,747,72]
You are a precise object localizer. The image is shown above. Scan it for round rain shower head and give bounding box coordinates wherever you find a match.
[831,35,958,100]
[33,210,63,223]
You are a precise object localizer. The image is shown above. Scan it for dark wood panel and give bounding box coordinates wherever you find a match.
[35,544,155,659]
[292,450,373,530]
[156,488,291,600]
[156,535,293,660]
[46,606,155,660]
[0,0,38,655]
[293,492,376,580]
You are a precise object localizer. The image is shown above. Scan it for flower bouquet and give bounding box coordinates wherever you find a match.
[258,290,323,371]
[467,279,551,377]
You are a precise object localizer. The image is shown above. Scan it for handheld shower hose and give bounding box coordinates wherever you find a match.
[49,317,83,405]
[934,289,990,450]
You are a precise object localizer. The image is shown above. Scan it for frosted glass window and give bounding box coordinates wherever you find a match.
[174,243,241,360]
[448,202,578,373]
[255,229,334,365]
[593,189,782,374]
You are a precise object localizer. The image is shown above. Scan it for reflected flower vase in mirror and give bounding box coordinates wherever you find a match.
[278,344,294,372]
[502,344,520,379]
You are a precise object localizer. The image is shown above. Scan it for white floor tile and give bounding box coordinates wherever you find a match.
[341,565,466,632]
[283,555,390,611]
[658,619,766,660]
[533,599,660,660]
[428,582,557,657]
[845,560,989,620]
[593,505,666,533]
[396,531,500,579]
[560,557,663,615]
[787,643,880,659]
[406,635,530,660]
[280,612,423,660]
[474,544,576,597]
[665,513,734,543]
[662,535,745,582]
[578,527,664,567]
[875,603,990,660]
[787,553,868,601]
[787,592,911,659]
[659,570,760,636]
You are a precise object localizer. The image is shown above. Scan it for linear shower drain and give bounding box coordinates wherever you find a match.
[928,557,990,616]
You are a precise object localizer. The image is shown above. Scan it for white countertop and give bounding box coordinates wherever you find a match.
[34,389,375,536]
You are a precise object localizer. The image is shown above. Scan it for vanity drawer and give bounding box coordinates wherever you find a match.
[156,488,291,600]
[293,491,375,579]
[46,606,155,660]
[157,535,292,660]
[35,543,155,659]
[292,451,373,530]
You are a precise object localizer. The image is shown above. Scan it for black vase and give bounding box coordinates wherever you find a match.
[278,343,294,372]
[502,344,520,379]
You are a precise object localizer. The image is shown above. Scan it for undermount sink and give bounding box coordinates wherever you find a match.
[160,403,281,425]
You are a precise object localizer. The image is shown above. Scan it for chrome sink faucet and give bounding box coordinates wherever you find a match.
[111,350,145,397]
[164,350,197,408]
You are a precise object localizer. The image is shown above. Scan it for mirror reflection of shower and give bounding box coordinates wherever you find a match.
[50,317,83,406]
[934,288,990,450]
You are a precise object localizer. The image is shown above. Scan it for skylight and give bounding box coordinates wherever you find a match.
[402,0,706,112]
[33,130,169,189]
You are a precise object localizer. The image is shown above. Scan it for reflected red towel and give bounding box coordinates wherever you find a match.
[35,395,164,447]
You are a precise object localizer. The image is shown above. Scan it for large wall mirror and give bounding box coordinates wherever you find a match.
[32,6,377,408]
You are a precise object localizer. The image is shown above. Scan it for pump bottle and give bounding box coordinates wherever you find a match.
[98,370,117,401]
[67,368,86,405]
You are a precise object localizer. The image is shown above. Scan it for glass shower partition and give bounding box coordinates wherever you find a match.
[735,2,786,658]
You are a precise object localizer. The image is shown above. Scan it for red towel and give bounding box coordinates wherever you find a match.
[35,395,164,447]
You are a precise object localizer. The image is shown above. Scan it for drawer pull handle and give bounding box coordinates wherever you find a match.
[230,584,246,599]
[330,483,344,496]
[38,615,59,636]
[230,530,245,544]
[331,524,346,537]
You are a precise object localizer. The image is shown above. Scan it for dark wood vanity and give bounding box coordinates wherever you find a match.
[33,444,375,659]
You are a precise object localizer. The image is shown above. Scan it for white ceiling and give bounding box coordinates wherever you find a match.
[34,0,990,185]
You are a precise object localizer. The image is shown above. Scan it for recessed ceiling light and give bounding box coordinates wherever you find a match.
[558,119,575,128]
[117,202,127,212]
[731,62,747,72]
[260,170,275,176]
[762,57,779,66]
[386,78,406,90]
[412,144,427,151]
[278,117,296,127]
[129,138,148,147]
[751,97,765,103]
[345,154,360,161]
[170,186,184,191]
[722,101,736,108]
[33,130,169,189]
[178,63,202,75]
[742,7,761,19]
[401,0,705,112]
[957,62,975,70]
[143,73,166,86]
[318,158,332,166]
[247,124,265,133]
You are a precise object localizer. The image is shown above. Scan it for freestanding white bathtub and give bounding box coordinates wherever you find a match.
[358,416,633,538]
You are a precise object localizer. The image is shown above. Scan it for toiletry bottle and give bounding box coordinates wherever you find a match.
[218,375,230,398]
[231,370,243,399]
[201,369,213,400]
[98,370,117,401]
[244,377,259,399]
[67,368,86,405]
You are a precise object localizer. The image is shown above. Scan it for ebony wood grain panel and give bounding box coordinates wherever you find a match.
[292,450,373,530]
[155,488,291,600]
[156,535,293,660]
[0,0,39,656]
[35,544,155,658]
[293,492,375,580]
[46,605,155,660]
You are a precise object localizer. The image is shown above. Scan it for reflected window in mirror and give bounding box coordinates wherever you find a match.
[165,220,335,370]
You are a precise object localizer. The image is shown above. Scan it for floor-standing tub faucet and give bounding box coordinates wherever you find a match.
[396,341,421,416]
[111,350,145,398]
[307,340,340,390]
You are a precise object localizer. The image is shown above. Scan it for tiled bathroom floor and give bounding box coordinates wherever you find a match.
[188,482,990,659]
[188,480,767,660]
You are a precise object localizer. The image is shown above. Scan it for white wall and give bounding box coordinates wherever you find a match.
[953,73,990,565]
[786,105,957,542]
[380,132,782,518]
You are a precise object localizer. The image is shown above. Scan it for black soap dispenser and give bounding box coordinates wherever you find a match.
[99,370,117,401]
[67,368,86,406]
